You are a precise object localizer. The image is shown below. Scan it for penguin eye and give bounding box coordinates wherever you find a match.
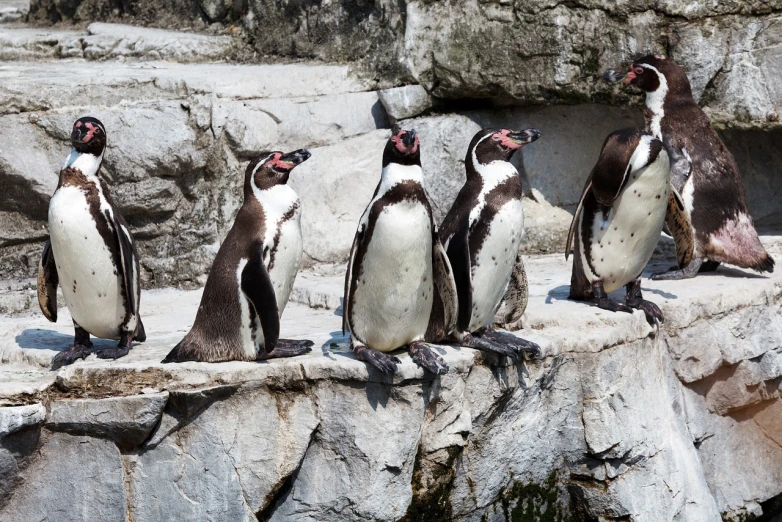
[634,67,644,75]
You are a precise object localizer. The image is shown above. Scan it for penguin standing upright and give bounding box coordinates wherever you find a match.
[163,149,314,363]
[604,55,774,278]
[343,129,459,375]
[39,116,146,369]
[427,128,541,358]
[567,128,694,324]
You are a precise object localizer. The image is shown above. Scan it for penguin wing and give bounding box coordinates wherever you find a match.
[431,227,459,336]
[37,240,59,322]
[241,241,280,354]
[111,212,138,317]
[446,215,473,332]
[665,184,695,269]
[565,178,592,261]
[342,223,362,336]
[493,252,529,328]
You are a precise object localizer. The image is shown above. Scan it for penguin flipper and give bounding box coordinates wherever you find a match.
[37,240,59,322]
[342,224,362,336]
[566,179,592,261]
[112,212,137,317]
[241,242,280,354]
[446,216,473,332]
[665,184,695,269]
[430,228,459,338]
[494,252,529,328]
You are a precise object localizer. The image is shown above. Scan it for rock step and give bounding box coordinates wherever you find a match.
[0,22,238,62]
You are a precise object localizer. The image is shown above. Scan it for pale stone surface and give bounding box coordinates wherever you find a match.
[0,403,44,437]
[46,393,168,446]
[378,84,433,123]
[2,241,782,520]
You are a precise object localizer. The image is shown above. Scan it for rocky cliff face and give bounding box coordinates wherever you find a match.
[2,251,782,521]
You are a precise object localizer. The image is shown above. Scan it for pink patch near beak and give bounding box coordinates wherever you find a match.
[492,130,523,149]
[622,71,636,84]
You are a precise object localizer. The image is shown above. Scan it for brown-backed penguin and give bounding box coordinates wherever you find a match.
[39,116,146,370]
[343,129,459,375]
[604,55,774,278]
[163,150,314,363]
[567,128,694,324]
[427,128,541,358]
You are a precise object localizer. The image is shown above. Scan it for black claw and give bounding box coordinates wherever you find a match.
[409,342,449,375]
[51,344,92,370]
[594,296,634,315]
[353,345,399,374]
[626,298,664,326]
[479,330,542,359]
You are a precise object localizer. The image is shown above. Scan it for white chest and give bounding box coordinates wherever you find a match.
[582,159,670,294]
[48,185,125,339]
[469,199,524,331]
[350,200,433,352]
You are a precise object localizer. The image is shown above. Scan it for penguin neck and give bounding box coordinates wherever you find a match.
[644,82,669,140]
[378,162,424,195]
[470,156,517,193]
[63,149,104,181]
[250,183,300,224]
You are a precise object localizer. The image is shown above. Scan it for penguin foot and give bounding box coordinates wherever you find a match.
[651,257,703,280]
[459,333,518,359]
[258,340,313,360]
[353,344,400,374]
[594,296,634,315]
[408,341,448,375]
[96,333,133,360]
[625,298,664,326]
[51,343,92,370]
[479,330,542,359]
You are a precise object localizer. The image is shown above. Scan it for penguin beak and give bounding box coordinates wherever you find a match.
[401,129,417,149]
[71,126,89,144]
[278,149,312,170]
[508,128,541,145]
[602,67,636,84]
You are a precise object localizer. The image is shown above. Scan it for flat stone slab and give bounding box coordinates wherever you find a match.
[2,238,780,403]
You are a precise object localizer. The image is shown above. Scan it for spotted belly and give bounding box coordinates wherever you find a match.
[350,201,433,352]
[581,160,670,294]
[469,199,524,331]
[48,186,129,339]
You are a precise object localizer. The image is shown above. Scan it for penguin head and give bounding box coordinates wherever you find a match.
[70,117,107,156]
[607,55,692,97]
[383,129,420,167]
[246,149,311,192]
[470,128,541,165]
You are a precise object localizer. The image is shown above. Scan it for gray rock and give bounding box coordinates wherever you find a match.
[0,404,45,438]
[378,85,433,123]
[46,393,168,447]
[0,432,126,522]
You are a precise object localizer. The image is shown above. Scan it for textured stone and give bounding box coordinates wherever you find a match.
[378,85,433,123]
[46,393,168,447]
[0,404,45,438]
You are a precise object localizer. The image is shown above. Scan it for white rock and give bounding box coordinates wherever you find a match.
[0,403,45,437]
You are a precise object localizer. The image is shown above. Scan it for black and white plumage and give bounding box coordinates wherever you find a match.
[605,55,773,279]
[39,116,146,369]
[163,150,314,363]
[343,129,458,375]
[567,128,694,325]
[428,128,542,359]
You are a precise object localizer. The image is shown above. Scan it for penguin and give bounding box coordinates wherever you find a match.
[566,128,695,324]
[343,129,459,375]
[39,116,146,370]
[163,150,314,363]
[604,55,774,279]
[426,128,542,359]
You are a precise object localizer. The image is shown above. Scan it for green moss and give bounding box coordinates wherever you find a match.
[499,471,573,522]
[398,445,462,522]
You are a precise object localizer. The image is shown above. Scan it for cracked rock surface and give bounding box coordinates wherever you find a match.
[2,243,782,520]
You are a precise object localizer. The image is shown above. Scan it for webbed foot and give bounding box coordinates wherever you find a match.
[353,344,400,374]
[592,280,633,315]
[96,332,133,360]
[478,330,542,359]
[408,341,448,375]
[459,332,518,359]
[51,343,92,370]
[624,279,664,326]
[258,339,313,360]
[651,257,703,280]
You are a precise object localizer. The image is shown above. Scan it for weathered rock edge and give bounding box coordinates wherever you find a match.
[2,264,781,521]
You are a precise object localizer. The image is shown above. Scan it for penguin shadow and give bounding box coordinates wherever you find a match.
[15,329,115,352]
[320,330,351,361]
[545,285,571,304]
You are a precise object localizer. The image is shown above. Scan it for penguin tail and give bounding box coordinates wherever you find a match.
[752,253,775,274]
[162,336,198,363]
[135,318,147,343]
